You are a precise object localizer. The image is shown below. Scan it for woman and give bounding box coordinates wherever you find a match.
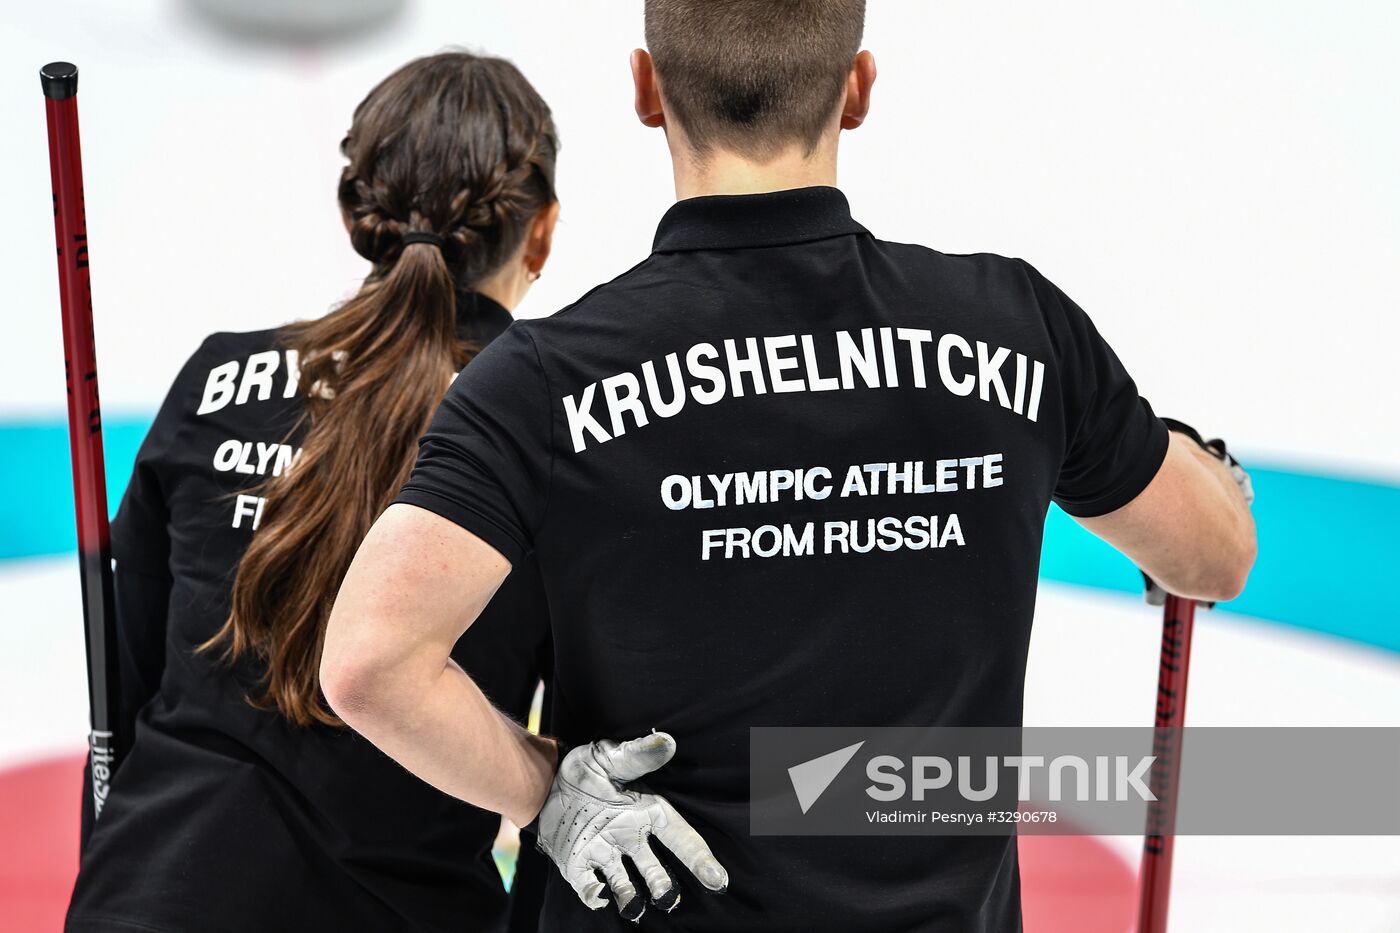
[66,52,558,933]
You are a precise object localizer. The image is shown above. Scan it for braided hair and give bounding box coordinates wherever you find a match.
[208,52,558,726]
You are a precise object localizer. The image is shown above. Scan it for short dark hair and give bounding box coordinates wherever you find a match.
[644,0,865,157]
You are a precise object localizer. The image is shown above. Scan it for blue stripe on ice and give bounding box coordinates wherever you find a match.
[1040,465,1400,653]
[0,417,151,560]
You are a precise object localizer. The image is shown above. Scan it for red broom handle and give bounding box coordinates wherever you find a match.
[42,61,122,822]
[1137,594,1198,932]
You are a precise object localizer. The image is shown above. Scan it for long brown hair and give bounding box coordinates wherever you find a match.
[206,52,557,726]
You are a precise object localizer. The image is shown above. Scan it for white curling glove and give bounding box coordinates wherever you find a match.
[534,732,728,923]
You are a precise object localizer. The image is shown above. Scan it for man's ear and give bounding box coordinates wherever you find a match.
[631,49,666,128]
[840,50,877,131]
[525,200,561,277]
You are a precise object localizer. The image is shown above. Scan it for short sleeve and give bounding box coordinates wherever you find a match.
[394,323,552,565]
[1023,262,1169,517]
[110,338,213,575]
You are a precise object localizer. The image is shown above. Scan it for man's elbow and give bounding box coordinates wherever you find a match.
[319,644,376,726]
[1191,528,1257,603]
[319,619,398,728]
[1222,532,1258,601]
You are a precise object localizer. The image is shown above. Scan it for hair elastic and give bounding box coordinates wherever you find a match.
[402,231,446,249]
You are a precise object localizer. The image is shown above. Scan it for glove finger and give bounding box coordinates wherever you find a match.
[599,855,646,922]
[653,798,729,893]
[1229,463,1255,506]
[1141,570,1166,607]
[596,732,677,783]
[563,864,609,911]
[630,838,680,911]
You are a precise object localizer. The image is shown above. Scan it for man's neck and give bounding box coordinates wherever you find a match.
[669,138,838,201]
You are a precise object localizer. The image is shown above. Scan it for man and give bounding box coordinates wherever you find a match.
[322,2,1256,930]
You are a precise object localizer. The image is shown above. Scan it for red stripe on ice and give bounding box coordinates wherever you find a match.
[0,753,82,932]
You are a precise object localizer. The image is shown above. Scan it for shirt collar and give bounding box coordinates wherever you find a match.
[456,290,513,344]
[652,185,868,253]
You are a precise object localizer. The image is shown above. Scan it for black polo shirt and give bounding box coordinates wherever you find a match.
[398,186,1167,932]
[67,294,553,933]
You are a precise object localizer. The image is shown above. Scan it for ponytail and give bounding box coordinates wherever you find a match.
[205,52,557,726]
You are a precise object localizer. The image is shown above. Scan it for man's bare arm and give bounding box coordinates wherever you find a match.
[1077,431,1256,602]
[320,503,728,921]
[319,503,557,827]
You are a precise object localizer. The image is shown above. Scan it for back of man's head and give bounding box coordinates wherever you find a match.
[644,0,866,158]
